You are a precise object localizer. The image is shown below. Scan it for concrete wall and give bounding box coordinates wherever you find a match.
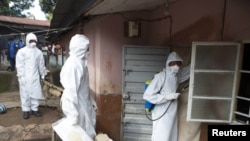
[55,0,250,140]
[0,72,19,92]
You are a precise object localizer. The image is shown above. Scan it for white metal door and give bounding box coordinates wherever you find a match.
[121,45,170,141]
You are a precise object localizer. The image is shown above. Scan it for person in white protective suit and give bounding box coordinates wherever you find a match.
[16,33,47,119]
[143,52,184,141]
[52,34,97,141]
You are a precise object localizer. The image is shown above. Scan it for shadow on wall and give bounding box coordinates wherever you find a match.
[171,16,219,44]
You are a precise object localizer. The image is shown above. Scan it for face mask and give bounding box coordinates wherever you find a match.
[169,65,180,74]
[29,42,36,48]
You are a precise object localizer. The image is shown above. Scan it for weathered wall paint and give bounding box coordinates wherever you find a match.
[55,0,250,140]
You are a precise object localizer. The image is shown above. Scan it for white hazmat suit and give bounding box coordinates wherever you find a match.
[143,52,183,141]
[16,33,47,113]
[52,34,96,140]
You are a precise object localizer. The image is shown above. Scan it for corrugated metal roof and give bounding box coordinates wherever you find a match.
[0,15,50,27]
[50,0,96,29]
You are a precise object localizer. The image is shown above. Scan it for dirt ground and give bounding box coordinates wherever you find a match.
[0,106,63,127]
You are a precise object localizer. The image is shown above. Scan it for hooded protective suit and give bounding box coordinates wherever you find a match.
[143,52,183,141]
[16,33,47,112]
[54,34,96,140]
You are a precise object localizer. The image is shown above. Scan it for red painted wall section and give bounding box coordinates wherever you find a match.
[95,94,122,141]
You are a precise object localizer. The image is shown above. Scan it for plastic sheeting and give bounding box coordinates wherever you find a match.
[52,118,93,141]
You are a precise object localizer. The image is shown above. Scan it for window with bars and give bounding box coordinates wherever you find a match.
[235,43,250,124]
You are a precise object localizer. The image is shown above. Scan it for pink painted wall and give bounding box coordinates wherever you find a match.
[84,12,154,96]
[223,0,250,40]
[170,0,224,43]
[82,0,250,97]
[55,0,250,140]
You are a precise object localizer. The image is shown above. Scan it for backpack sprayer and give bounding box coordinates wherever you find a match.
[144,78,187,121]
[144,80,155,112]
[144,79,173,121]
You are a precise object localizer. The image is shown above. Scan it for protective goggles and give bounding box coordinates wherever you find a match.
[168,61,182,66]
[29,40,37,43]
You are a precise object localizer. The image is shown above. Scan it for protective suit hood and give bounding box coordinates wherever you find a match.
[25,33,37,48]
[166,52,183,74]
[166,52,183,66]
[69,34,89,59]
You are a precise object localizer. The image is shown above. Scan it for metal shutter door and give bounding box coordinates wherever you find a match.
[121,45,170,141]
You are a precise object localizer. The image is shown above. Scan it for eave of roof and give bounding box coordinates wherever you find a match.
[50,0,96,29]
[0,15,50,27]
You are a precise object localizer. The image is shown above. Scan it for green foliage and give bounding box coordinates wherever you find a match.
[0,0,11,15]
[0,0,56,20]
[39,0,56,20]
[0,0,35,17]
